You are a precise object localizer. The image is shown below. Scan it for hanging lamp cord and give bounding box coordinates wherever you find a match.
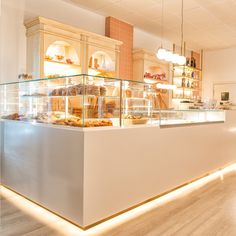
[181,0,184,55]
[161,0,164,48]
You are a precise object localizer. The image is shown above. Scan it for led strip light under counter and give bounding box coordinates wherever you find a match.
[1,163,236,235]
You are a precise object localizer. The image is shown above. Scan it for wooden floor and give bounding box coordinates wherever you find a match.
[1,171,236,235]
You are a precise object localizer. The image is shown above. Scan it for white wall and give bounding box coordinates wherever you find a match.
[203,47,236,100]
[133,28,172,52]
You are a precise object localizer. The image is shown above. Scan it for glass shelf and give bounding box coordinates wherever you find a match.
[174,65,202,72]
[176,87,201,91]
[173,76,202,82]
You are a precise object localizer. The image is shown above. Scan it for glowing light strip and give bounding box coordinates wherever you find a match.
[1,163,236,235]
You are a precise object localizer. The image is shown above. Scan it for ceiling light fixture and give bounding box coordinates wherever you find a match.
[156,0,186,65]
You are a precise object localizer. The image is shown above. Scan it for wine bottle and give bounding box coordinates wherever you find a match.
[191,71,194,78]
[186,58,190,66]
[182,78,185,88]
[187,80,190,88]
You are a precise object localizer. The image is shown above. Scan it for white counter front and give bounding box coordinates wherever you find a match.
[1,111,236,228]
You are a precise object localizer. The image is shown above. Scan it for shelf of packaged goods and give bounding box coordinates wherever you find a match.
[173,76,202,82]
[174,65,202,72]
[44,59,81,67]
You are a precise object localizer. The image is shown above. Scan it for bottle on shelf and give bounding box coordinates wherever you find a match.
[186,58,190,67]
[190,57,194,67]
[191,82,194,89]
[194,58,196,67]
[191,71,194,78]
[187,80,190,88]
[101,55,106,70]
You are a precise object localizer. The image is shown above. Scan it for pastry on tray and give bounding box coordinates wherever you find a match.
[123,115,148,125]
[55,55,64,61]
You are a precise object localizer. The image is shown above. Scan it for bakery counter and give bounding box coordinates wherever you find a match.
[1,110,236,229]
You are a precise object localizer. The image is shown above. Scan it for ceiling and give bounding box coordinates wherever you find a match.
[65,0,236,50]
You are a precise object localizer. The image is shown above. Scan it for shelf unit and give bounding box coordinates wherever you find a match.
[24,17,122,79]
[132,49,171,108]
[172,48,203,101]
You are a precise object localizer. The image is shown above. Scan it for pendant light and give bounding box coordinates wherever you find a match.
[156,0,167,60]
[156,0,186,65]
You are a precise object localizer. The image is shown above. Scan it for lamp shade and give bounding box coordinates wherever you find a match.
[178,55,186,65]
[156,48,166,60]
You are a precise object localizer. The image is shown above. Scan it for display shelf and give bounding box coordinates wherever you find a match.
[176,87,201,91]
[45,59,81,67]
[132,49,171,109]
[88,48,118,78]
[173,76,202,82]
[88,68,116,77]
[174,65,202,72]
[172,66,202,101]
[24,17,122,78]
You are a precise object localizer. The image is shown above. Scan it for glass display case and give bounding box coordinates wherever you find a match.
[0,75,121,128]
[122,80,155,126]
[0,74,225,128]
[159,109,225,126]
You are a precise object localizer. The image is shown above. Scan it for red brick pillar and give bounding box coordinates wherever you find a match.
[105,17,133,81]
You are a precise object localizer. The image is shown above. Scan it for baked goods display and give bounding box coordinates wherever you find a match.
[123,115,148,125]
[53,118,113,127]
[22,92,47,97]
[125,88,132,98]
[45,55,53,61]
[55,55,64,61]
[50,84,107,97]
[45,54,75,67]
[18,73,32,80]
[97,71,115,78]
[34,113,62,123]
[1,112,113,128]
[2,75,160,128]
[2,113,22,120]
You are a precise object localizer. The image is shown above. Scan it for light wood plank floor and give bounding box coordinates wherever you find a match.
[1,172,236,236]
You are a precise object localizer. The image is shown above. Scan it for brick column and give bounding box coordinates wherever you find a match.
[105,17,133,81]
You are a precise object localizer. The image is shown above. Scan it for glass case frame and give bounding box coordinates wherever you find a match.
[0,74,225,128]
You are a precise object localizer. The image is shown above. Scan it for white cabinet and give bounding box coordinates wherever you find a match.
[24,17,122,79]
